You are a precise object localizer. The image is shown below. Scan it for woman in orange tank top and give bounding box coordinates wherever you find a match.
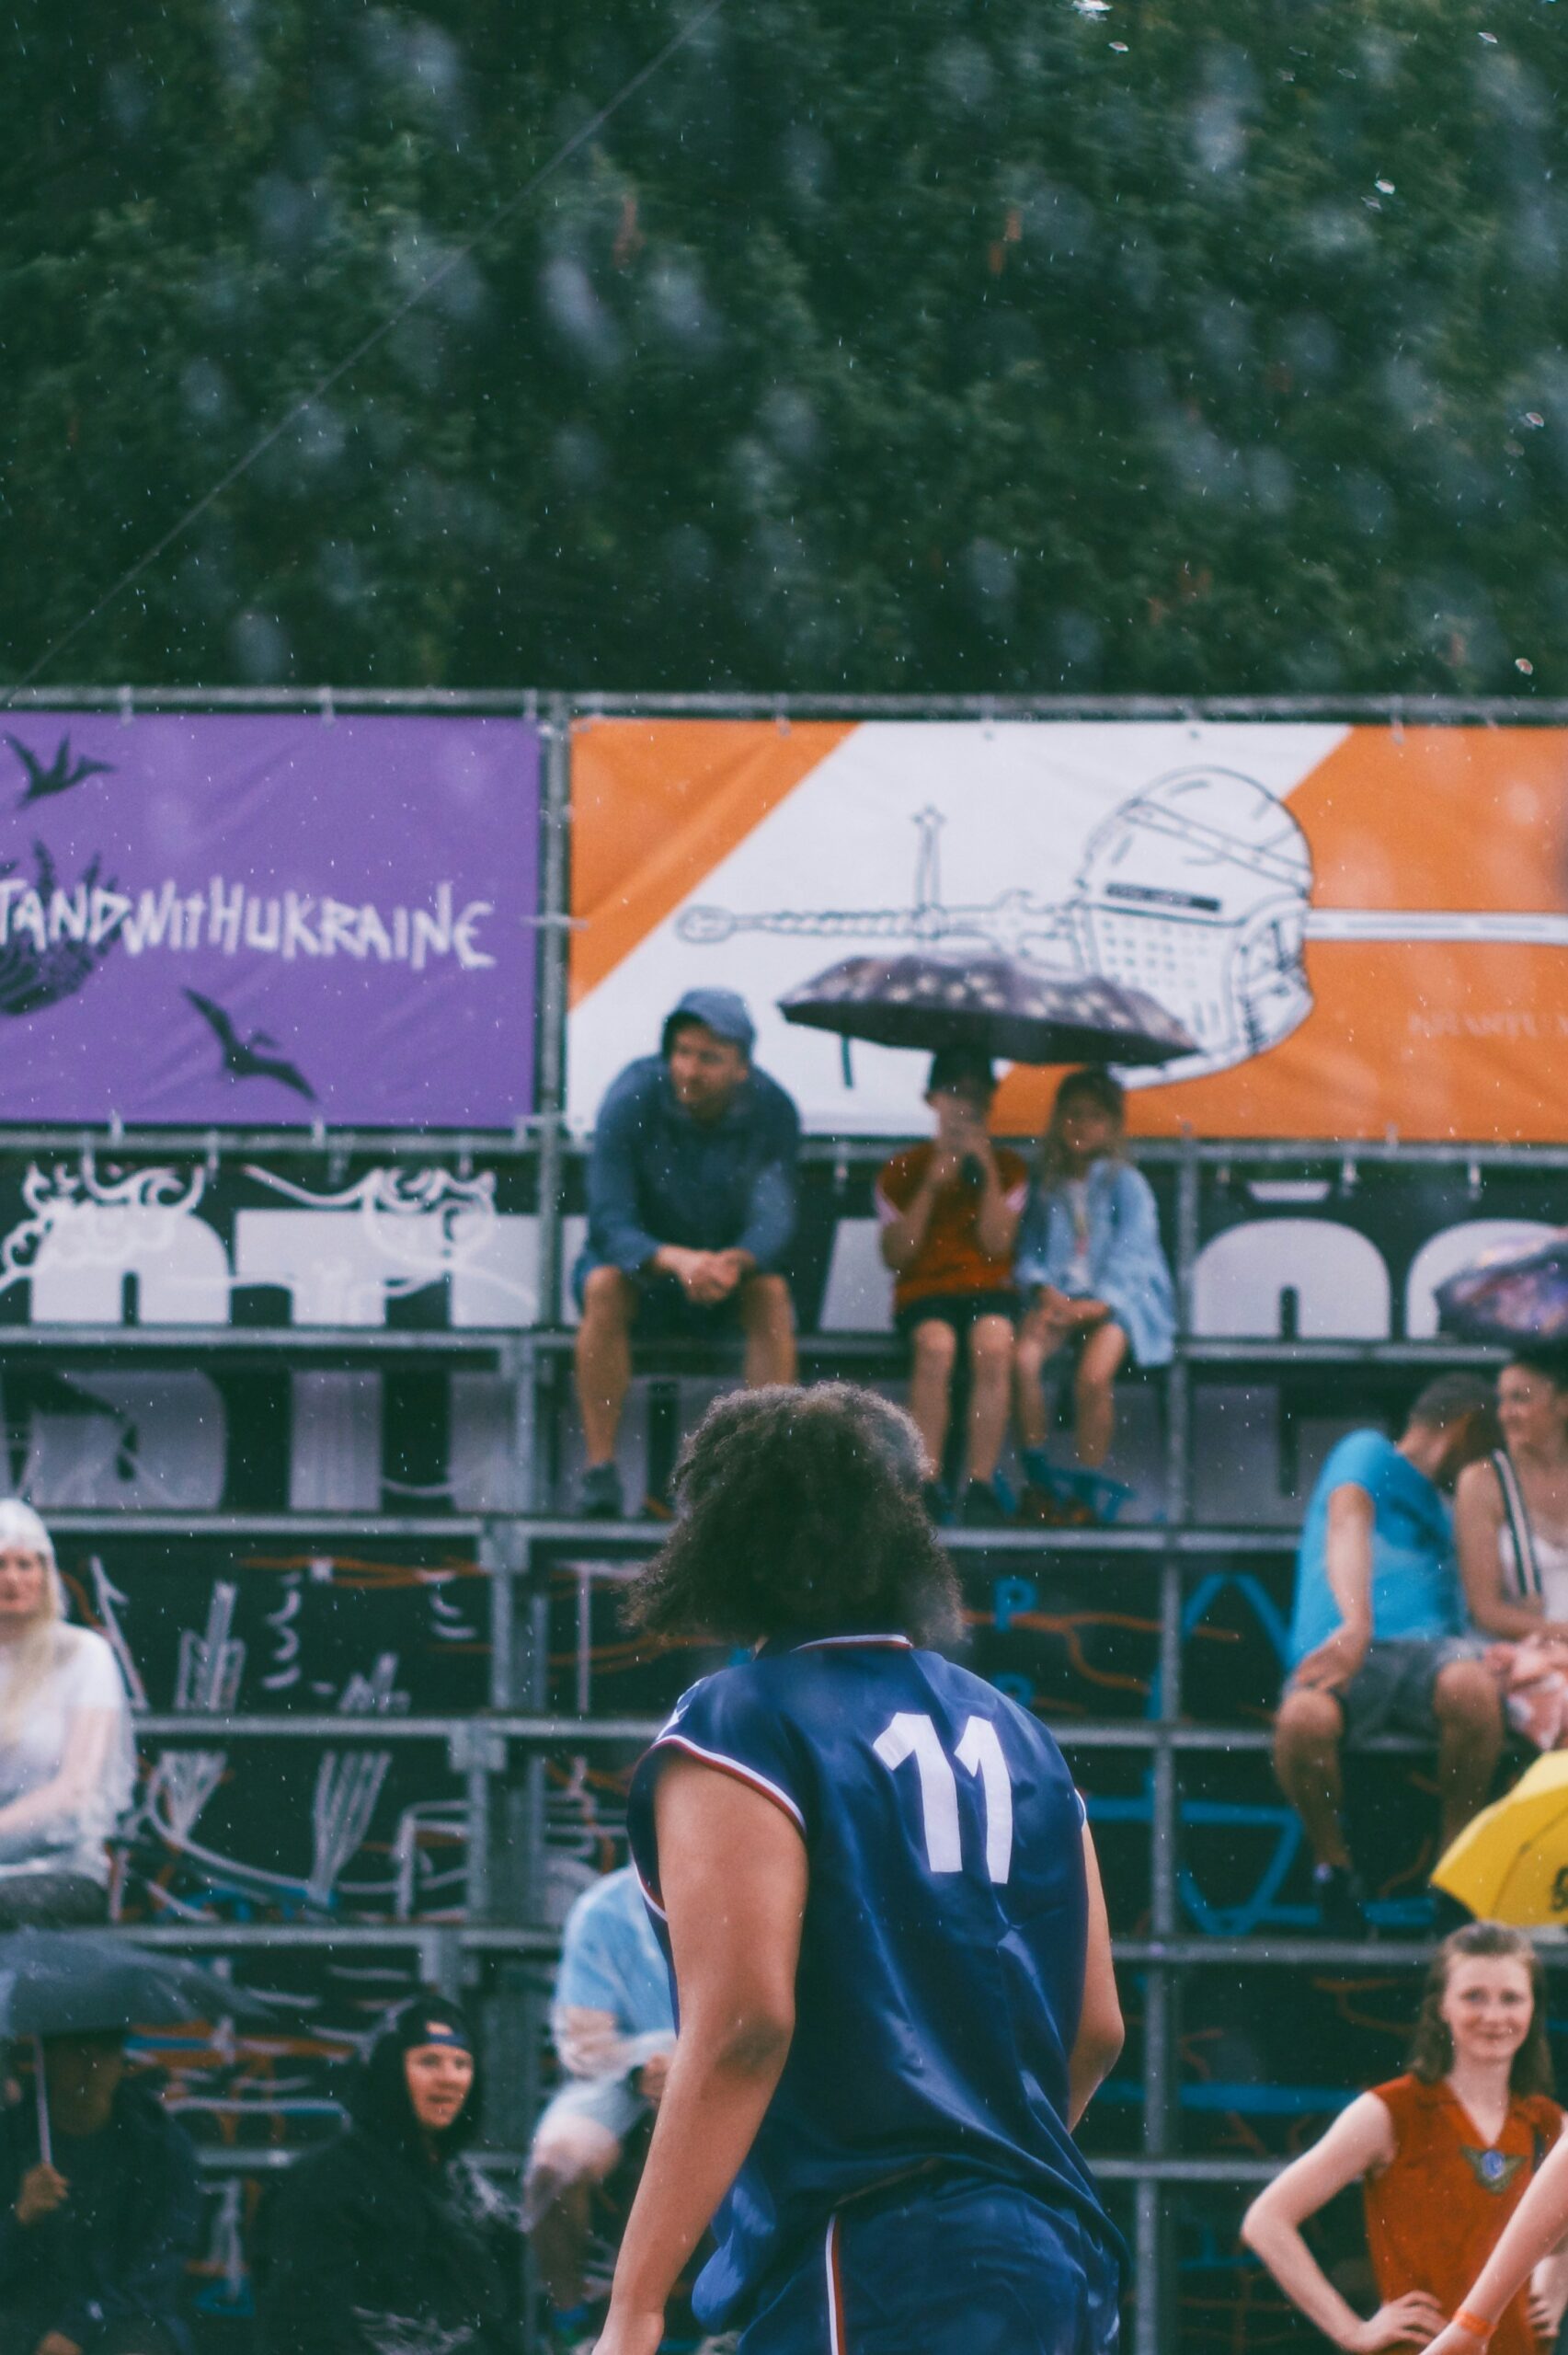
[1242,1924,1567,2352]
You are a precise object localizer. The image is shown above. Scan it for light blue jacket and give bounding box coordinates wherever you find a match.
[1013,1157,1176,1367]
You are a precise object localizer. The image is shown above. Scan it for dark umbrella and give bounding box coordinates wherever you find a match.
[1436,1232,1568,1342]
[779,950,1196,1076]
[0,1929,275,2165]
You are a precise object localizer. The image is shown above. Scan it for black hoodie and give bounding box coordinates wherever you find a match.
[254,1997,524,2355]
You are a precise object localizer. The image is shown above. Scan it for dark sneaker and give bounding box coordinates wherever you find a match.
[1061,1467,1135,1525]
[1313,1862,1371,1939]
[959,1479,1011,1528]
[1016,1480,1072,1526]
[921,1480,950,1523]
[578,1462,624,1520]
[1017,1451,1099,1526]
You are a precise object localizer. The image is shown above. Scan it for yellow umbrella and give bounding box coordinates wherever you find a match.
[1433,1751,1568,1926]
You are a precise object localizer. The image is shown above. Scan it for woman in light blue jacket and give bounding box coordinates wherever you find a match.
[1013,1068,1174,1486]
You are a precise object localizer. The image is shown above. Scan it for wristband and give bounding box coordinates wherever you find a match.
[1453,2309,1494,2343]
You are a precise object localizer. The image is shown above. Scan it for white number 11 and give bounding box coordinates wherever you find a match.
[873,1712,1014,1884]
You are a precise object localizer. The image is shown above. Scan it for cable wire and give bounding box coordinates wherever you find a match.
[4,0,727,703]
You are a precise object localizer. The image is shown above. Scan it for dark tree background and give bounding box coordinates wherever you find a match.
[4,0,1565,695]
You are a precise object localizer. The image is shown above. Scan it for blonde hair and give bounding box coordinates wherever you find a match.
[0,1500,66,1742]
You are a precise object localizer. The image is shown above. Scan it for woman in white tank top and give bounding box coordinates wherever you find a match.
[1455,1344,1568,1747]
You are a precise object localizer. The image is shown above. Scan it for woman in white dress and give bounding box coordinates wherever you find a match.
[0,1499,135,1924]
[1455,1344,1568,1751]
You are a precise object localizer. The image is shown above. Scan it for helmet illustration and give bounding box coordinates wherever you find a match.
[1059,770,1315,1082]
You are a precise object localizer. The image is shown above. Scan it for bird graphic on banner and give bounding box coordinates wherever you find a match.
[5,733,115,806]
[184,989,318,1101]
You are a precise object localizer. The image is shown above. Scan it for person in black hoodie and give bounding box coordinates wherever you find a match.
[0,2028,200,2355]
[254,1994,524,2355]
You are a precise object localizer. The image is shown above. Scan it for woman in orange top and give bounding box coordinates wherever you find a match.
[1242,1924,1567,2352]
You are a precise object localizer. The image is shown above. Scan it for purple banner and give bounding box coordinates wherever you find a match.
[0,713,540,1126]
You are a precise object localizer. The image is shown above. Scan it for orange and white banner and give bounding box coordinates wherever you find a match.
[567,718,1568,1141]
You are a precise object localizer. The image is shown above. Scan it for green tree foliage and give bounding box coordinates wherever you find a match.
[2,0,1564,694]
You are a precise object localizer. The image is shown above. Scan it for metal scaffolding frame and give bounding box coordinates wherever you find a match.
[8,686,1566,2349]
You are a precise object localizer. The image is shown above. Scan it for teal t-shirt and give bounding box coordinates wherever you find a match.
[1288,1430,1460,1667]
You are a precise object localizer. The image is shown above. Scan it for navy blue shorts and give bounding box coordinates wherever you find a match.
[737,2176,1122,2355]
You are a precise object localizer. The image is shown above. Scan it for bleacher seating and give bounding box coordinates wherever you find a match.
[5,1129,1564,2354]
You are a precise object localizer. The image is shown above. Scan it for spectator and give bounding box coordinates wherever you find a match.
[1274,1377,1501,1937]
[1456,1342,1568,1751]
[1242,1922,1566,2355]
[1013,1068,1174,1507]
[574,990,800,1520]
[0,1502,134,1926]
[875,1048,1027,1525]
[255,1995,523,2355]
[0,2028,200,2355]
[524,1866,676,2321]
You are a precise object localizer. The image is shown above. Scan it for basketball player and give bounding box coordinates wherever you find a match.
[593,1382,1127,2355]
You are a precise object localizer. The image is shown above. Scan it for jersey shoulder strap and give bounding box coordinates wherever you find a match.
[1494,1450,1543,1602]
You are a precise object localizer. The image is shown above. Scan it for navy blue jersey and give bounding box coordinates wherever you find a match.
[627,1634,1124,2328]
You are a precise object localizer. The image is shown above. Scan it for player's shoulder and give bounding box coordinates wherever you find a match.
[1364,2073,1429,2131]
[663,1643,923,1740]
[916,1646,1053,1731]
[658,1656,790,1751]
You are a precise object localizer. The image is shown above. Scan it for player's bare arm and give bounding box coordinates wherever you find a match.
[1067,1826,1125,2131]
[597,1756,807,2355]
[1423,2130,1568,2353]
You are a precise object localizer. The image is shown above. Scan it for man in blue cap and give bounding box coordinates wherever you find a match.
[574,988,801,1518]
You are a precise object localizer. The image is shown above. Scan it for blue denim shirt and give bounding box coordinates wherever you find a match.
[1013,1157,1175,1368]
[583,1053,801,1276]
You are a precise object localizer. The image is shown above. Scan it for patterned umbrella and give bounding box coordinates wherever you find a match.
[779,950,1196,1067]
[1436,1231,1568,1341]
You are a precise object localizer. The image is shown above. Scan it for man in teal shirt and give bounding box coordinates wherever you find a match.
[1275,1374,1499,1936]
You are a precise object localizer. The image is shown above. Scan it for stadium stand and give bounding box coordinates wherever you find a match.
[9,1123,1567,2354]
[5,694,1566,2355]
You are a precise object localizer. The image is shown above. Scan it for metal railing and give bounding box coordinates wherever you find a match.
[9,687,1567,2349]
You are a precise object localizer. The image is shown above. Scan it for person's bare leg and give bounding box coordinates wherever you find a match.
[739,1271,797,1387]
[527,2118,623,2308]
[965,1315,1015,1485]
[1014,1310,1071,1453]
[1074,1319,1130,1469]
[1433,1659,1505,1852]
[532,2177,594,2309]
[908,1318,958,1479]
[1273,1686,1352,1869]
[575,1266,637,1465]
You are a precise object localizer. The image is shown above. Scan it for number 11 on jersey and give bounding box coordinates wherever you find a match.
[874,1711,1014,1884]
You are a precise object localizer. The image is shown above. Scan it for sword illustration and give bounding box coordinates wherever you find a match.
[677,806,1568,957]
